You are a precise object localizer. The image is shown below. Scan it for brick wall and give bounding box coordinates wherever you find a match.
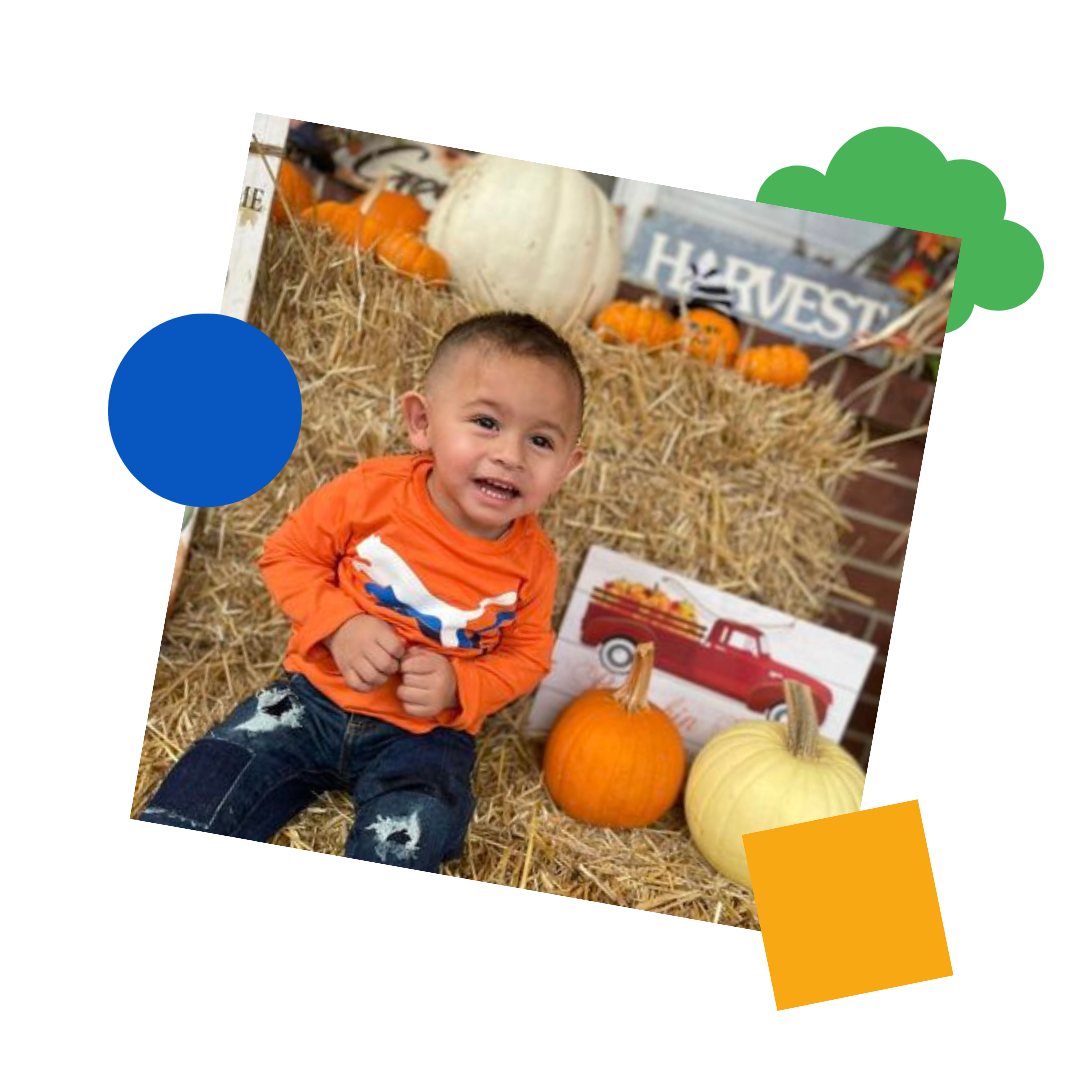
[808,354,933,771]
[702,320,933,770]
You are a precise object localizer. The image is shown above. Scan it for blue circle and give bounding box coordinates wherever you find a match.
[108,315,302,507]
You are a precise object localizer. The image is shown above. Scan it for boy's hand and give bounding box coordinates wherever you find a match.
[325,614,405,693]
[397,647,459,719]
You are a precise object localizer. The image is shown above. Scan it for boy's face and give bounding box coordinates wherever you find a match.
[402,345,585,540]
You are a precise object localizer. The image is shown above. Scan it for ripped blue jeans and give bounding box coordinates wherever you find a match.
[139,672,476,873]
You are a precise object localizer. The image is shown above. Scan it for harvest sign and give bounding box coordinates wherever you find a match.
[623,210,908,352]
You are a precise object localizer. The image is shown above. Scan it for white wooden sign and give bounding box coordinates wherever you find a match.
[333,135,470,211]
[527,546,876,757]
[220,112,290,322]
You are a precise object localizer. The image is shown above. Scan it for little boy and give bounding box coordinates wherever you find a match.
[140,312,586,873]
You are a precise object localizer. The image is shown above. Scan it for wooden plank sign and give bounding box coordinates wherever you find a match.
[527,546,877,758]
[623,209,910,354]
[220,113,290,322]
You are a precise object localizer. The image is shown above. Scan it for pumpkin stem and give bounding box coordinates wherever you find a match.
[358,173,389,215]
[612,643,656,713]
[783,680,820,759]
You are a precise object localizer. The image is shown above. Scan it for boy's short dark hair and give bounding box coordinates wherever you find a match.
[427,312,585,431]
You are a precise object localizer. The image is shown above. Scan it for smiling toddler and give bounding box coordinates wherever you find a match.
[139,312,586,873]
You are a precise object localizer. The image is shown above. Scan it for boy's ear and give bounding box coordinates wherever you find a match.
[562,443,587,482]
[401,391,432,452]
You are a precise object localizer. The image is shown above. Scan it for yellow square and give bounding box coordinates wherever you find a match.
[744,800,952,1010]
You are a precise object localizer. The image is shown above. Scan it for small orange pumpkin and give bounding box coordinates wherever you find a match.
[271,160,315,224]
[356,190,429,235]
[890,257,934,301]
[376,230,450,285]
[677,308,741,366]
[301,201,364,245]
[543,643,687,828]
[357,213,396,251]
[592,297,679,350]
[734,344,811,388]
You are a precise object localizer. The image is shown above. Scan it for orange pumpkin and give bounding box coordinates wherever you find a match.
[734,345,811,388]
[677,308,741,366]
[890,257,934,301]
[543,643,687,828]
[592,298,679,350]
[356,190,429,235]
[376,230,450,285]
[271,160,315,224]
[301,201,364,245]
[357,213,396,251]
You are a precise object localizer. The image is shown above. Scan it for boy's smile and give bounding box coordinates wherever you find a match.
[402,346,584,540]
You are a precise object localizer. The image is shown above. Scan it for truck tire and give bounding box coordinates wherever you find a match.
[598,636,638,676]
[761,693,828,724]
[764,700,788,722]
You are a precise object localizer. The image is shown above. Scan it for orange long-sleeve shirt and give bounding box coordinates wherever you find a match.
[258,454,559,736]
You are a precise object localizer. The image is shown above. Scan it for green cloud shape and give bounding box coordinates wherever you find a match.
[756,127,1043,332]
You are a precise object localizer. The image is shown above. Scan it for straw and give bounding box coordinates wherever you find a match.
[131,217,886,928]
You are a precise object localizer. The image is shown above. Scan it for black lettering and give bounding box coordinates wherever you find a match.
[239,185,266,211]
[353,144,429,174]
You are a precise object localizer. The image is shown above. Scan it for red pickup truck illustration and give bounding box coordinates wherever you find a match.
[580,583,833,723]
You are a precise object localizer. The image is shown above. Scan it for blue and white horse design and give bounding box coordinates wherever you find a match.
[352,534,517,650]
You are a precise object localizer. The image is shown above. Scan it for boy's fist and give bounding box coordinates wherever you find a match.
[325,614,405,693]
[397,647,459,718]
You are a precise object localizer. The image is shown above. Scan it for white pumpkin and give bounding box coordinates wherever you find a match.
[426,155,622,328]
[684,681,865,889]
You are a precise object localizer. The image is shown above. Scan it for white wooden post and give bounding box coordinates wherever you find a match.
[611,178,660,253]
[166,114,291,616]
[220,112,290,322]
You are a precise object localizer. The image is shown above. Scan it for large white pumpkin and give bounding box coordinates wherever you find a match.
[426,155,622,328]
[684,681,865,890]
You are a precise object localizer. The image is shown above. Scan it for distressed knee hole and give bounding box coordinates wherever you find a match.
[233,687,304,735]
[365,811,422,863]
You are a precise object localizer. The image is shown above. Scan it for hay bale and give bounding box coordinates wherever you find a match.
[131,221,875,929]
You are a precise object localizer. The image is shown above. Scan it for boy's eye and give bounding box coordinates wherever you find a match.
[472,416,498,430]
[530,435,554,450]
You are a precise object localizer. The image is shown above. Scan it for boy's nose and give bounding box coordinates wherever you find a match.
[493,439,524,469]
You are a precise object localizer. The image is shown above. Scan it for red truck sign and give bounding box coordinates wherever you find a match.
[580,585,833,723]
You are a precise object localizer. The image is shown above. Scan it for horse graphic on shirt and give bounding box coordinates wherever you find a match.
[352,534,517,650]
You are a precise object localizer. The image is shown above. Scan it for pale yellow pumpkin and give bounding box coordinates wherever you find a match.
[684,681,864,889]
[425,155,621,327]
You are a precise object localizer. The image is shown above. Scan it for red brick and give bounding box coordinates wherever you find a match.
[808,362,838,390]
[843,565,902,613]
[869,616,893,652]
[841,519,908,567]
[834,356,881,414]
[841,728,872,771]
[867,436,925,483]
[745,326,796,348]
[847,696,880,736]
[862,658,887,699]
[823,602,872,640]
[840,474,918,524]
[872,373,934,432]
[915,389,935,428]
